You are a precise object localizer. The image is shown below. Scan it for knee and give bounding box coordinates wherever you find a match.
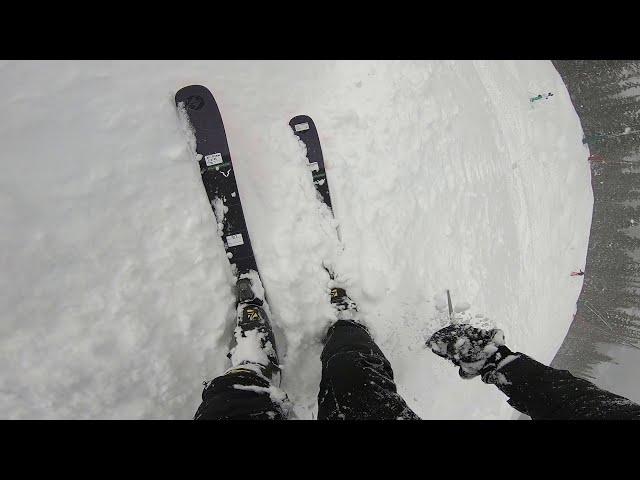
[195,368,287,420]
[322,321,378,360]
[324,351,393,389]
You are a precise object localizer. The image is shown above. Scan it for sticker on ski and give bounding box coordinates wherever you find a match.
[205,153,224,166]
[226,233,245,247]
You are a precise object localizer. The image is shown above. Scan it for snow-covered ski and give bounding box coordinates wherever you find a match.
[176,85,257,276]
[289,115,333,212]
[289,115,357,317]
[176,85,281,383]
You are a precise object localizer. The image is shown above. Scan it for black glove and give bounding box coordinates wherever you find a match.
[426,324,516,382]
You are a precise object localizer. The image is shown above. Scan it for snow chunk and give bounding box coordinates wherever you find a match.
[238,270,265,303]
[229,328,271,368]
[175,101,197,156]
[211,197,226,223]
[233,384,292,417]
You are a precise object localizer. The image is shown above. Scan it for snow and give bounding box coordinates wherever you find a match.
[228,328,272,369]
[590,342,640,403]
[0,60,591,419]
[238,270,265,303]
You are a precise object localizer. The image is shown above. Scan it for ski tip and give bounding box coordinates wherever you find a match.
[289,114,314,130]
[175,85,214,107]
[176,84,209,95]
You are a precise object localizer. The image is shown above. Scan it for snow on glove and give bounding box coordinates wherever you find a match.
[426,324,516,382]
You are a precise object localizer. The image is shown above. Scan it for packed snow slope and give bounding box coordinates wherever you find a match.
[0,61,592,419]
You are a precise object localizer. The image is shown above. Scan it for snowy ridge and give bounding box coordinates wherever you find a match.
[0,61,591,419]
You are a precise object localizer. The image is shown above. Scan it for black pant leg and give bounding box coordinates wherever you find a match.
[194,367,288,420]
[318,320,419,420]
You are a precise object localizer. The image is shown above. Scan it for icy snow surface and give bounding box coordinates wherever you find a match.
[0,61,592,419]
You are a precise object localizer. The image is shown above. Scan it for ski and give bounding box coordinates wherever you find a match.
[176,85,257,276]
[289,114,357,317]
[176,85,280,382]
[289,115,333,213]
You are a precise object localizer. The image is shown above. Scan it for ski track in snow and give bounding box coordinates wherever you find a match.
[0,61,591,419]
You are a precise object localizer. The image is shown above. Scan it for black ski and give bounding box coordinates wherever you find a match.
[289,115,333,212]
[289,115,357,316]
[177,85,280,381]
[176,85,257,276]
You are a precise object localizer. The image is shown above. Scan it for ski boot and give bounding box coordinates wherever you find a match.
[321,280,367,344]
[227,273,281,385]
[330,286,358,321]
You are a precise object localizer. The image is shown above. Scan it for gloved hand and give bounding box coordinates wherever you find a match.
[426,324,517,382]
